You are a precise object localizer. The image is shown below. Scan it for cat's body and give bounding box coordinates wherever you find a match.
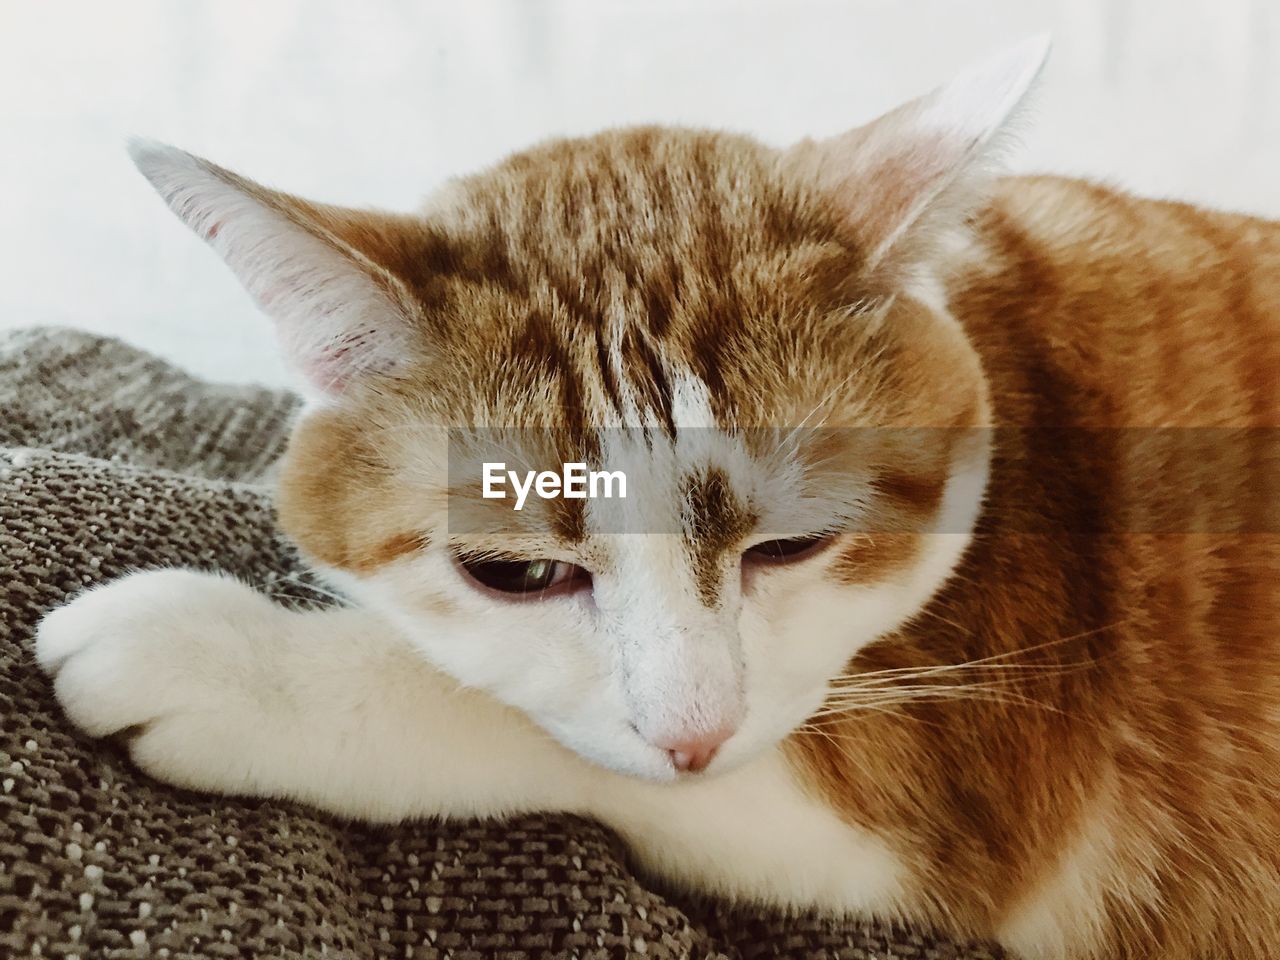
[792,176,1280,956]
[35,42,1279,959]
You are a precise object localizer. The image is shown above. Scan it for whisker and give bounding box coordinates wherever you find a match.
[812,684,1065,714]
[827,620,1130,688]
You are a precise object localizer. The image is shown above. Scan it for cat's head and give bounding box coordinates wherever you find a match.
[131,39,1046,780]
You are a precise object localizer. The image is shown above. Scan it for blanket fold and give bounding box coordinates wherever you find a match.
[0,327,1000,959]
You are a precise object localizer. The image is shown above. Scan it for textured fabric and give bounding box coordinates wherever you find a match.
[0,327,1004,959]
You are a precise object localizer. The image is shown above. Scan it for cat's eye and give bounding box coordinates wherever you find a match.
[455,552,589,596]
[743,533,834,564]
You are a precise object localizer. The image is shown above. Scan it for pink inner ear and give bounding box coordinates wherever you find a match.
[298,354,352,394]
[290,328,395,395]
[813,122,968,266]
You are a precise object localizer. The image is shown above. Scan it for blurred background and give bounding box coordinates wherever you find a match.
[1,0,1276,386]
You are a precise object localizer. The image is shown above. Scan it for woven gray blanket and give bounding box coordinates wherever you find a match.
[0,328,1001,959]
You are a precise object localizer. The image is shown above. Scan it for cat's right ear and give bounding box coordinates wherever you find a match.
[787,36,1050,278]
[128,140,422,397]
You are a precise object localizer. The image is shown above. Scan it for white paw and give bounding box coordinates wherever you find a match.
[36,569,284,792]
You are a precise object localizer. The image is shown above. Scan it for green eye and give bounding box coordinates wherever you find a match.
[743,534,833,564]
[455,553,589,595]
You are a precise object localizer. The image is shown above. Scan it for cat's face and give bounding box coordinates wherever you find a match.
[131,40,1045,779]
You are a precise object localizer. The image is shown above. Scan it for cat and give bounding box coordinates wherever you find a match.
[34,36,1280,960]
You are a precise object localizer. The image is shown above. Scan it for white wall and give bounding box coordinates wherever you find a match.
[1,0,1276,386]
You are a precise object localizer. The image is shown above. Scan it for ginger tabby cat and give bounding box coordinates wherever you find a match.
[37,38,1279,958]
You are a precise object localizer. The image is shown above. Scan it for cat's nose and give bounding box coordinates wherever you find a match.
[655,727,734,773]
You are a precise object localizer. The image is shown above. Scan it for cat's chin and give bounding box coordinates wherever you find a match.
[542,722,684,783]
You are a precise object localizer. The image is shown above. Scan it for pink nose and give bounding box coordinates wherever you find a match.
[654,728,734,773]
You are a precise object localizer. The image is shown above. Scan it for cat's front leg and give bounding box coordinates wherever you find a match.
[34,569,595,822]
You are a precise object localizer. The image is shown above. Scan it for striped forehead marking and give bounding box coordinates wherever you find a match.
[681,466,757,606]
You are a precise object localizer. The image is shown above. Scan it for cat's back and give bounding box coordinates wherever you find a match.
[958,175,1280,429]
[958,175,1279,572]
[962,175,1280,427]
[942,177,1280,957]
[955,174,1279,673]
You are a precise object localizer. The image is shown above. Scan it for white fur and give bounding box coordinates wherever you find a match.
[35,568,905,917]
[997,792,1118,958]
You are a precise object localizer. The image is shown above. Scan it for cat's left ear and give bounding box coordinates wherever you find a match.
[788,35,1050,276]
[129,140,425,397]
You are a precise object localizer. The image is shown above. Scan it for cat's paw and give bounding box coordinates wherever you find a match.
[35,569,281,791]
